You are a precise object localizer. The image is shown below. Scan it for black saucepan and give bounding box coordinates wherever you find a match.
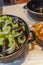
[0,15,35,62]
[23,0,43,18]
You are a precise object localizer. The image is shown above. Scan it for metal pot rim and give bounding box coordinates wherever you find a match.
[26,1,43,15]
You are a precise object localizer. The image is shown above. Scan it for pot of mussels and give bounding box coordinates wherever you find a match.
[0,15,35,62]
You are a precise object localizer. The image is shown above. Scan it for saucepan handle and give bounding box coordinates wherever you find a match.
[28,30,35,44]
[23,5,27,9]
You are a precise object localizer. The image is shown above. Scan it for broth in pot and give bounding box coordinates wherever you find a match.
[34,8,43,13]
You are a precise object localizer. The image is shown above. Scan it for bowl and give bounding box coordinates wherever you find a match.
[23,0,43,18]
[0,14,35,63]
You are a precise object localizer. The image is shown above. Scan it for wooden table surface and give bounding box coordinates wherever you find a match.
[16,0,30,4]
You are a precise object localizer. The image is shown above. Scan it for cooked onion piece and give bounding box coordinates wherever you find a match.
[17,35,26,44]
[12,31,23,37]
[2,25,11,34]
[0,54,3,57]
[6,40,15,54]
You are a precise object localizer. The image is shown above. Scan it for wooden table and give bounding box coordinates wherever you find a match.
[16,0,29,4]
[10,0,29,4]
[0,3,43,65]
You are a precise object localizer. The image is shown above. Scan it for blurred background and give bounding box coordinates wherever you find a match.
[0,0,30,6]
